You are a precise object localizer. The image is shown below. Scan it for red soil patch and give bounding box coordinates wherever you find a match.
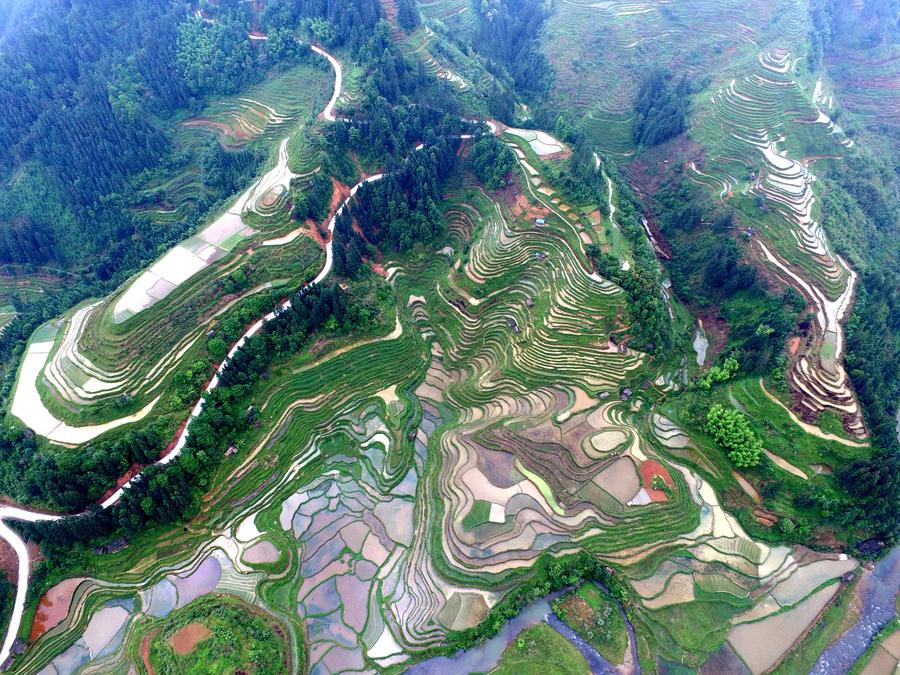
[559,593,594,625]
[170,622,212,655]
[0,539,18,583]
[99,462,142,504]
[0,538,41,586]
[787,336,801,356]
[543,148,573,161]
[496,182,550,223]
[329,178,348,219]
[141,629,159,675]
[639,459,675,503]
[694,307,729,362]
[753,507,779,527]
[30,576,84,641]
[379,0,399,26]
[625,135,703,198]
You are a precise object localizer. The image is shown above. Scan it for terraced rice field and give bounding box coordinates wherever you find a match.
[553,0,866,437]
[0,27,873,675]
[182,64,333,147]
[6,68,333,436]
[7,145,862,673]
[544,0,779,155]
[690,36,866,435]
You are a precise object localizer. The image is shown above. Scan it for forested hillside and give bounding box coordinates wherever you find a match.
[0,0,330,380]
[0,1,898,673]
[0,1,283,270]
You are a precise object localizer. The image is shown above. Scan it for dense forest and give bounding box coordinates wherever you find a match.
[632,69,690,147]
[586,162,673,353]
[471,0,555,102]
[0,0,289,261]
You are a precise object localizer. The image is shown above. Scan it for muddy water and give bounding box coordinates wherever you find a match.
[811,547,900,674]
[546,613,618,674]
[407,595,562,675]
[410,585,639,675]
[693,321,708,367]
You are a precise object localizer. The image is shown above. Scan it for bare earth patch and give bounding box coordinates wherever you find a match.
[30,576,85,641]
[170,622,212,655]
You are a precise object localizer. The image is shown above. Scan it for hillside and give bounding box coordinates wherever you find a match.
[0,1,896,674]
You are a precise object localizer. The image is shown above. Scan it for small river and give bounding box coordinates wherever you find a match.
[811,547,900,674]
[409,585,638,675]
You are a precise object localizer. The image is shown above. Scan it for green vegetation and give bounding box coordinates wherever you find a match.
[654,179,804,375]
[19,279,392,551]
[633,69,689,147]
[2,1,897,673]
[461,500,493,531]
[705,404,763,468]
[493,623,589,675]
[469,137,517,189]
[553,582,628,664]
[148,595,289,674]
[698,357,739,390]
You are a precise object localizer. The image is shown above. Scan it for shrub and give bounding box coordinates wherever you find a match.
[705,403,763,468]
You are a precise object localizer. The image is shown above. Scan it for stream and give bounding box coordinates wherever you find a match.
[409,584,639,675]
[811,547,900,674]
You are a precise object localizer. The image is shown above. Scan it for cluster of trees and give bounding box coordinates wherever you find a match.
[585,164,672,353]
[330,112,468,271]
[176,13,257,100]
[632,69,690,147]
[445,551,629,649]
[397,0,420,32]
[150,596,286,673]
[261,0,382,54]
[705,403,763,468]
[698,356,740,390]
[333,99,466,163]
[332,210,369,279]
[468,137,516,189]
[540,140,605,206]
[18,282,380,552]
[201,140,265,196]
[350,142,455,251]
[845,273,899,452]
[471,0,554,99]
[595,256,673,354]
[291,172,333,223]
[0,422,171,512]
[809,0,898,69]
